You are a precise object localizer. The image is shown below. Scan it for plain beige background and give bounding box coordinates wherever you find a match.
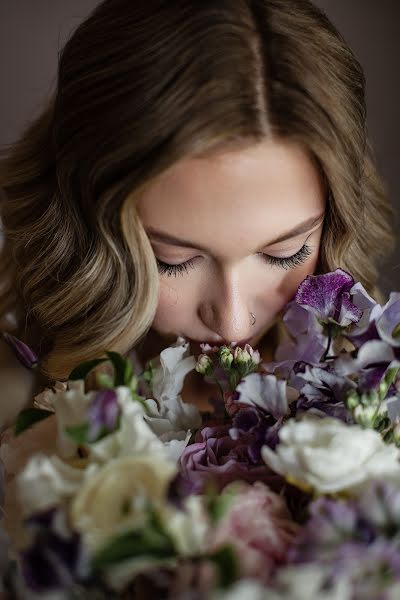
[0,1,399,293]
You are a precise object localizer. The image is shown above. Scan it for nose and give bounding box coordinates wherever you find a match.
[198,266,254,343]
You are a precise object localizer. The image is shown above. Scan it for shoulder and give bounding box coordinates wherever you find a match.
[0,337,37,432]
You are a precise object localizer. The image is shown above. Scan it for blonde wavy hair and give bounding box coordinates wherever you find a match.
[0,0,395,382]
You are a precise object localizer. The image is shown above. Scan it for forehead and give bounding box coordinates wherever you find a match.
[137,137,326,254]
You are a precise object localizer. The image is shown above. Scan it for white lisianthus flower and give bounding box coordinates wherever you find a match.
[143,337,201,460]
[89,387,167,463]
[17,453,87,515]
[261,416,400,495]
[70,455,177,553]
[151,336,196,404]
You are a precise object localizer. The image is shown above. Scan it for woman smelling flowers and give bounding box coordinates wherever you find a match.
[0,0,396,578]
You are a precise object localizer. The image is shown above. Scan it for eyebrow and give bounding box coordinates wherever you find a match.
[146,213,325,251]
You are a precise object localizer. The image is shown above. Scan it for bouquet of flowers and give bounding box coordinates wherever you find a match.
[1,268,400,599]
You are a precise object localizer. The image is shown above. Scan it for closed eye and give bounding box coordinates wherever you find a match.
[260,243,313,270]
[156,243,313,276]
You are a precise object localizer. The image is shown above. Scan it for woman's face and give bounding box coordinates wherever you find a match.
[137,137,326,353]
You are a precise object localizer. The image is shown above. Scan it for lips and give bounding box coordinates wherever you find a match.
[187,336,256,351]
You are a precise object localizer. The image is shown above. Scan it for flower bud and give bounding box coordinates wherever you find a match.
[1,332,39,369]
[233,347,251,365]
[218,346,234,371]
[195,354,213,376]
[244,344,261,365]
[353,404,378,428]
[346,390,360,411]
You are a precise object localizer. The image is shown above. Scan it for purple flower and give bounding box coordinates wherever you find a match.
[20,508,85,593]
[87,389,121,442]
[179,424,282,493]
[230,406,283,458]
[293,363,355,422]
[1,332,38,369]
[295,269,362,328]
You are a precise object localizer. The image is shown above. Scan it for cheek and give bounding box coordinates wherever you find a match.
[259,243,322,324]
[276,246,321,304]
[151,279,194,336]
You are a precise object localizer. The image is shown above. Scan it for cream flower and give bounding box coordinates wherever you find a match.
[161,494,210,557]
[70,455,177,552]
[17,453,87,516]
[261,416,400,495]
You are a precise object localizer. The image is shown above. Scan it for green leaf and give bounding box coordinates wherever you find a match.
[209,545,238,588]
[124,359,134,386]
[105,351,128,387]
[205,481,238,524]
[92,526,175,571]
[64,423,89,445]
[68,358,108,381]
[14,407,53,436]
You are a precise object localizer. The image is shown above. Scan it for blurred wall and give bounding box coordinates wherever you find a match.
[0,1,399,293]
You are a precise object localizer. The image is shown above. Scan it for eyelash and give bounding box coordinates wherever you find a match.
[156,243,313,277]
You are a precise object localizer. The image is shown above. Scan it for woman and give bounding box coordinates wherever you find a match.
[0,0,395,426]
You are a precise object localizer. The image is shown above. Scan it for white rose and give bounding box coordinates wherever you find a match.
[70,455,177,552]
[261,416,400,494]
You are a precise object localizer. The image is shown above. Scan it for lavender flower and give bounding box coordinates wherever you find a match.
[87,389,121,442]
[290,481,400,568]
[376,293,400,348]
[1,332,39,369]
[348,291,400,357]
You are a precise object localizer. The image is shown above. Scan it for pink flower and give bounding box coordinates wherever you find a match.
[209,481,299,584]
